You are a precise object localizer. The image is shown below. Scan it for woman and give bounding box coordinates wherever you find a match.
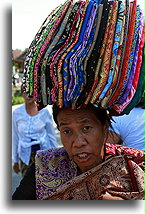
[12,91,58,177]
[12,0,144,200]
[12,103,144,200]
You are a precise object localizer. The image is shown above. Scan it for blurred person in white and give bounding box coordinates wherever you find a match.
[12,89,58,177]
[108,98,145,151]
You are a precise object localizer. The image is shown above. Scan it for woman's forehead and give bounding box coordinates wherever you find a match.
[57,107,99,124]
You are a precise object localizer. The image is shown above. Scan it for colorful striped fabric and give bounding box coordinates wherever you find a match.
[22,0,144,115]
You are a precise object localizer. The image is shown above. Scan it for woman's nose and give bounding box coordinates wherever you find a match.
[73,134,87,148]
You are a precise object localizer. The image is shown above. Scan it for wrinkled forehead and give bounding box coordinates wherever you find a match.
[57,107,100,126]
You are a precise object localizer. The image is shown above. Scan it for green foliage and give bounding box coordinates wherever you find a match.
[12,87,24,105]
[12,95,24,105]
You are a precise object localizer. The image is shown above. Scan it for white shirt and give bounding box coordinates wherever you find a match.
[12,104,58,165]
[110,107,144,151]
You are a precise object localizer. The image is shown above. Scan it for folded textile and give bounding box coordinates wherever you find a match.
[22,0,144,115]
[43,155,143,200]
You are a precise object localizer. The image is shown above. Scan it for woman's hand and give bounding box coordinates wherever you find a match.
[13,163,20,174]
[98,191,124,200]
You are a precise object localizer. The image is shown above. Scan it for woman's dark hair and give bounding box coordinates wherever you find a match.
[52,103,111,127]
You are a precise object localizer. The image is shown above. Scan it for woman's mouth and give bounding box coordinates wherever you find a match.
[74,153,90,163]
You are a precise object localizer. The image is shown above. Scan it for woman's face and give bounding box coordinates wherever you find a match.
[22,92,35,104]
[57,107,107,173]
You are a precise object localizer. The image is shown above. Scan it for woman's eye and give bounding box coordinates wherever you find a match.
[63,129,71,135]
[83,126,91,131]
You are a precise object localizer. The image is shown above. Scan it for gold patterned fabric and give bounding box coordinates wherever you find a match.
[35,143,144,200]
[43,156,143,200]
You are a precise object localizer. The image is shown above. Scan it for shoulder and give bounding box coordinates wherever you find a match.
[133,107,144,116]
[112,114,128,124]
[13,104,25,116]
[36,147,66,158]
[35,147,77,199]
[39,107,51,117]
[106,143,144,157]
[35,147,69,167]
[105,143,144,169]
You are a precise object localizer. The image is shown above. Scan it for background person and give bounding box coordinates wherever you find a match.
[108,99,145,150]
[12,91,58,177]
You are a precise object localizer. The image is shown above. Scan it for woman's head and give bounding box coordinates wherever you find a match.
[53,104,110,173]
[22,92,35,104]
[21,85,35,104]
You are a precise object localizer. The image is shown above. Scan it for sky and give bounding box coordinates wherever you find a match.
[12,0,66,50]
[12,0,144,51]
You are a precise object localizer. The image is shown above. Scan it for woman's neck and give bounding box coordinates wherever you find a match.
[25,102,38,116]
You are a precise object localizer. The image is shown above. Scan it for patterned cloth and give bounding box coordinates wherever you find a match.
[115,6,141,105]
[68,3,98,104]
[98,1,125,103]
[32,2,70,99]
[90,1,119,104]
[112,5,143,113]
[76,0,110,108]
[40,2,75,106]
[35,143,144,200]
[61,1,88,107]
[123,39,144,114]
[115,10,144,113]
[101,0,130,108]
[23,4,62,95]
[108,0,137,110]
[22,0,144,115]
